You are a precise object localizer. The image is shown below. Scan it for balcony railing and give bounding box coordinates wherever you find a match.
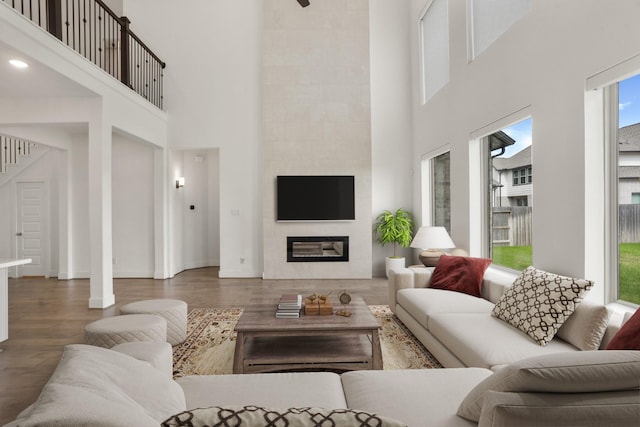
[2,0,166,109]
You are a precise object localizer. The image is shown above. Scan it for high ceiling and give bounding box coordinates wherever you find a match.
[0,40,95,99]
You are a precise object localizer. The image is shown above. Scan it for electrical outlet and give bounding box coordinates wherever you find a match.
[112,257,117,265]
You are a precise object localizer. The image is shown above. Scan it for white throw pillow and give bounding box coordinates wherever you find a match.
[555,300,609,350]
[14,344,186,427]
[491,266,594,346]
[457,350,640,422]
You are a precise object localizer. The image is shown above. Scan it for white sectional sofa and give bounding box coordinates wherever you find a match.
[5,343,640,427]
[388,265,616,370]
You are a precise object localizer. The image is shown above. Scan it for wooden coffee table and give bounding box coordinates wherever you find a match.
[233,295,382,374]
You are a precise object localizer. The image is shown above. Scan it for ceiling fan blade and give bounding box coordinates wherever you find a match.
[297,0,310,7]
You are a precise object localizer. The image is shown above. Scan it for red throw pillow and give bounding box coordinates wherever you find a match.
[606,308,640,350]
[429,255,492,298]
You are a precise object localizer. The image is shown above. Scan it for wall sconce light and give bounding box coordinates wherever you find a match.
[176,177,185,189]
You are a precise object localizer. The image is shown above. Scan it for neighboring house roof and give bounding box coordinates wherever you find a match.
[619,123,640,152]
[619,166,640,178]
[493,145,532,171]
[489,131,515,152]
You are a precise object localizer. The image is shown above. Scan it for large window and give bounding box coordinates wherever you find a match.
[485,118,532,270]
[420,0,449,103]
[431,151,451,231]
[611,73,640,305]
[468,0,532,60]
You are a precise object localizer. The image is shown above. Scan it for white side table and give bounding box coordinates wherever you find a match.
[0,258,32,344]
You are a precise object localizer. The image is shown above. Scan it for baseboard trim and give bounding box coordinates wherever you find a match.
[88,294,115,309]
[218,269,262,278]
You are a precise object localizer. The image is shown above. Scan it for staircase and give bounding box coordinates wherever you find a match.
[0,135,49,185]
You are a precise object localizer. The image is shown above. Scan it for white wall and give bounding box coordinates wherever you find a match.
[409,0,640,303]
[112,135,155,277]
[124,0,263,278]
[180,149,220,271]
[370,0,415,275]
[168,149,220,276]
[69,135,90,277]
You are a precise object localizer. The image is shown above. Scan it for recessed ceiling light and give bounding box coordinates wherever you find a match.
[9,59,29,69]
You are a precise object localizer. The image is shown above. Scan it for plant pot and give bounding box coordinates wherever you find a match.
[385,256,406,278]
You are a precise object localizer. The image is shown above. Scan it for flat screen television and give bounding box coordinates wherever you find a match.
[277,175,355,221]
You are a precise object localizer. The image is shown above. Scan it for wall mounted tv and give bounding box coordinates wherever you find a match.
[277,175,355,221]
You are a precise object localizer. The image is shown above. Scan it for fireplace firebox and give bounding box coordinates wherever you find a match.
[287,236,349,262]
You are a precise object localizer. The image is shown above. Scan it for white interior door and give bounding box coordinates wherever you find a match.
[16,181,47,277]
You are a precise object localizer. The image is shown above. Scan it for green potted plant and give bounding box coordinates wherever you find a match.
[374,208,414,277]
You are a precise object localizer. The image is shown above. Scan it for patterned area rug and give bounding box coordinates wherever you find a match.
[173,305,441,377]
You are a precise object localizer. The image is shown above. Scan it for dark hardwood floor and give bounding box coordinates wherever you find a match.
[0,267,388,424]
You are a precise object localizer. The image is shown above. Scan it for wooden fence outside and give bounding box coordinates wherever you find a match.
[619,204,640,243]
[492,204,640,246]
[492,207,532,247]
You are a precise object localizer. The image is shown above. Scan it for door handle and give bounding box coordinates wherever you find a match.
[16,232,22,236]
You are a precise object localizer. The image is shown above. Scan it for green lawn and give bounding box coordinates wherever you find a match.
[493,243,640,305]
[619,243,640,304]
[492,246,532,271]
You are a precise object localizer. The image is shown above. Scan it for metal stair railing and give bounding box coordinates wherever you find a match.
[0,135,36,174]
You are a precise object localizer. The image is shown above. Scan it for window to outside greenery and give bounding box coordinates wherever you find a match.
[431,151,451,231]
[420,0,449,103]
[615,73,640,305]
[486,118,532,270]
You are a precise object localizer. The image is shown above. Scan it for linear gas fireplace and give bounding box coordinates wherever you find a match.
[287,236,349,262]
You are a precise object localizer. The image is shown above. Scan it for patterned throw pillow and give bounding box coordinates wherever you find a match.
[162,405,407,427]
[491,266,594,346]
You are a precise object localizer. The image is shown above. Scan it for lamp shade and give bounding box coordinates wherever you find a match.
[410,226,455,250]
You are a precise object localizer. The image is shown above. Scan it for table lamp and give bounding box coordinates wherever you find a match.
[410,226,455,267]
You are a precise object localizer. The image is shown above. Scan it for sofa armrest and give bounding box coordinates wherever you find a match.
[387,267,433,314]
[478,390,640,427]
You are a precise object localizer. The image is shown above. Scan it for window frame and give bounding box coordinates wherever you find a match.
[419,0,450,104]
[605,82,621,303]
[420,146,451,229]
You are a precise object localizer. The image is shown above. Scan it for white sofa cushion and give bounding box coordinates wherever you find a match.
[397,288,494,330]
[428,313,577,369]
[177,372,348,409]
[491,266,594,346]
[12,344,186,427]
[479,389,640,427]
[341,368,492,427]
[457,350,640,422]
[111,341,173,376]
[555,300,609,350]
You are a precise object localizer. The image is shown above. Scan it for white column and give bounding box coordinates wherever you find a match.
[154,146,169,279]
[88,111,115,309]
[57,149,72,280]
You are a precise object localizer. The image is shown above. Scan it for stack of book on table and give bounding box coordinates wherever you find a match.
[276,294,302,318]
